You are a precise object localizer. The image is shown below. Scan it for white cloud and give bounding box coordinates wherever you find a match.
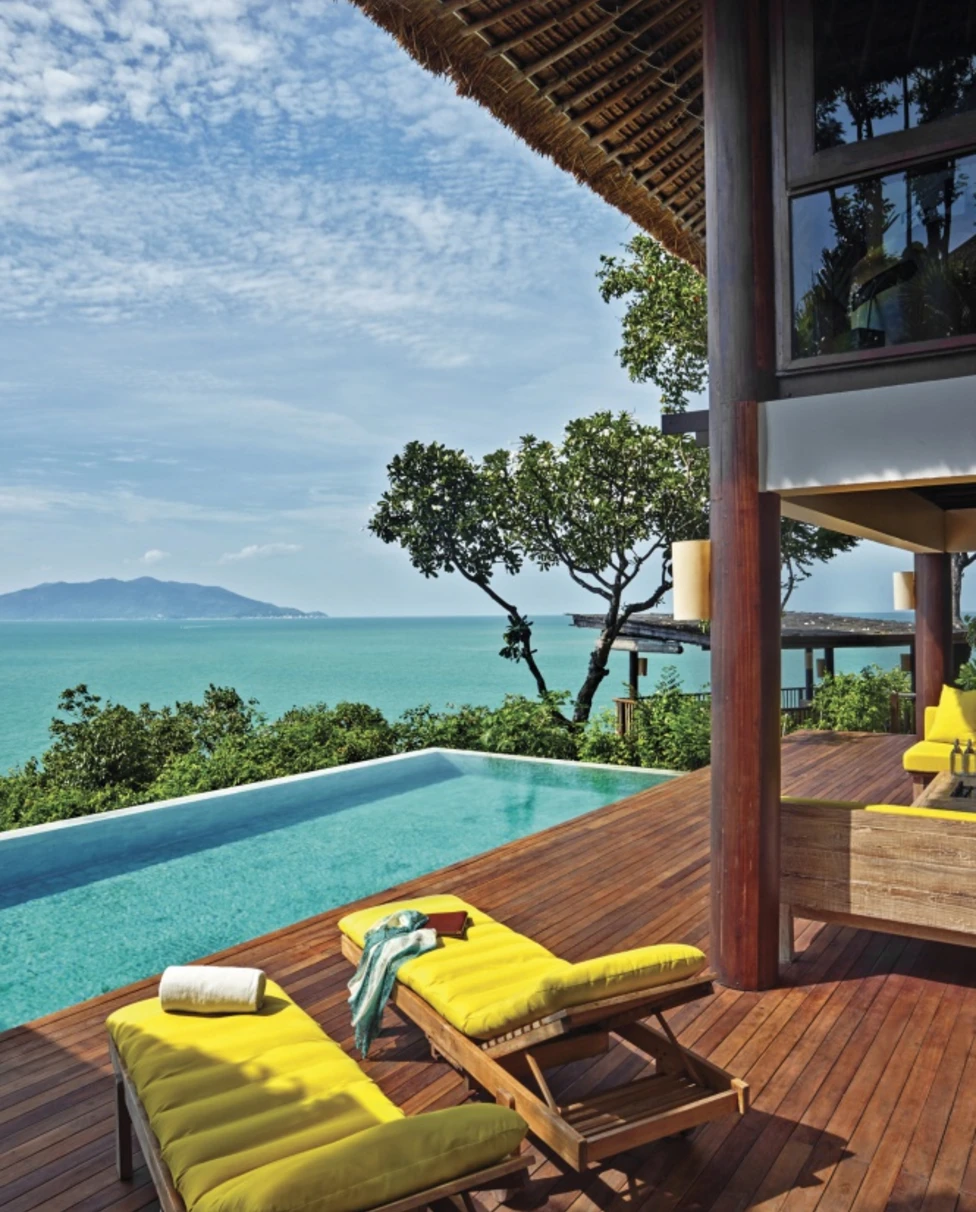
[219,541,302,563]
[139,548,169,564]
[0,485,256,523]
[0,0,611,367]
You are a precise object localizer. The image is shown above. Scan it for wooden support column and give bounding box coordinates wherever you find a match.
[804,649,815,702]
[705,0,781,991]
[915,553,952,738]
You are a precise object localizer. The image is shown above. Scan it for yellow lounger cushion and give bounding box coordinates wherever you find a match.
[107,980,525,1212]
[338,894,706,1040]
[902,740,954,774]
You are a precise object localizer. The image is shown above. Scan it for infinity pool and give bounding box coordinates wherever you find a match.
[0,750,670,1030]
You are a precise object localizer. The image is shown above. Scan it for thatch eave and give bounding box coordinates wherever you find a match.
[348,0,706,271]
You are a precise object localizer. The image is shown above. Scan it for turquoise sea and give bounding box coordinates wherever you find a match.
[0,616,906,773]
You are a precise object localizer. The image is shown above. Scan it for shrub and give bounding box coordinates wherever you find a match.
[579,668,711,772]
[808,665,910,733]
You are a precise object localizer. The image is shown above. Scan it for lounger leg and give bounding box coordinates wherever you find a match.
[115,1076,133,1181]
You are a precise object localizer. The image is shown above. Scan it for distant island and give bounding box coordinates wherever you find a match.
[0,578,327,621]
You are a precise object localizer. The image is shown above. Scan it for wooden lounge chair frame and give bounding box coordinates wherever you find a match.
[340,936,749,1172]
[108,1034,530,1212]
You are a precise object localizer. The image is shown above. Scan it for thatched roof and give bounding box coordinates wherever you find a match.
[349,0,705,270]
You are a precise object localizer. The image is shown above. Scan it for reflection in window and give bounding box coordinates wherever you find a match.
[815,3,976,150]
[791,155,976,359]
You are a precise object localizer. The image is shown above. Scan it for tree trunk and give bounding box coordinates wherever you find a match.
[573,632,616,725]
[950,552,976,628]
[952,552,965,629]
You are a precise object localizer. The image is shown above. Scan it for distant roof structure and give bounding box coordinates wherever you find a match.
[348,0,706,269]
[571,612,969,652]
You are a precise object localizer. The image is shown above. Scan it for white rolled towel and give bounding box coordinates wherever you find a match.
[159,965,267,1014]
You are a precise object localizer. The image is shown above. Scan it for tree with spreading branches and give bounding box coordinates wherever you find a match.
[369,412,710,727]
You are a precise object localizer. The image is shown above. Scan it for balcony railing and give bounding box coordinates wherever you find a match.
[613,686,813,737]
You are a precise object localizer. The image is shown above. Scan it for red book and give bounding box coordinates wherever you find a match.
[425,911,469,938]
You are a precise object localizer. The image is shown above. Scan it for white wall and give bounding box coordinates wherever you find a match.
[761,376,976,493]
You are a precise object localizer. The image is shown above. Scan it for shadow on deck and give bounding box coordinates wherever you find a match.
[2,732,975,1212]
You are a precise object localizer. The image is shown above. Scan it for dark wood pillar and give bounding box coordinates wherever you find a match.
[705,0,781,991]
[628,649,640,700]
[824,648,835,677]
[915,553,952,738]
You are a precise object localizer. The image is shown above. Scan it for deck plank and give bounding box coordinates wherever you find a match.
[4,731,976,1212]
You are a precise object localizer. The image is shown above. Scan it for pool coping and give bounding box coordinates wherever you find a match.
[0,748,680,843]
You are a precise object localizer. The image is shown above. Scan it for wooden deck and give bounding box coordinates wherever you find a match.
[3,731,976,1212]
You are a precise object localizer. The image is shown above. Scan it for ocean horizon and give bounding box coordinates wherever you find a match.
[0,614,908,773]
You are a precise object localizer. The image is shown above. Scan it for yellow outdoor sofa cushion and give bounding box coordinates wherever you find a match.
[107,979,525,1212]
[338,894,706,1040]
[783,796,976,824]
[902,739,954,775]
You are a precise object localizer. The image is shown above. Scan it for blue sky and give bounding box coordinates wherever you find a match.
[0,0,919,616]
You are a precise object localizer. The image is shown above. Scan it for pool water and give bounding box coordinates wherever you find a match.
[0,750,669,1030]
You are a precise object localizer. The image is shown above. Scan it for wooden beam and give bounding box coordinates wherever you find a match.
[661,408,709,447]
[915,553,953,739]
[465,0,551,33]
[705,0,780,992]
[538,2,694,97]
[520,0,648,77]
[780,489,946,553]
[485,0,600,57]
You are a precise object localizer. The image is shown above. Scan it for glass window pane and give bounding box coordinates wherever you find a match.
[791,154,976,359]
[815,3,976,151]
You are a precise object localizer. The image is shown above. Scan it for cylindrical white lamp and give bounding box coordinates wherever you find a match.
[672,539,711,621]
[893,571,916,611]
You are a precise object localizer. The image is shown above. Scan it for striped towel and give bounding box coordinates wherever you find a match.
[348,909,436,1056]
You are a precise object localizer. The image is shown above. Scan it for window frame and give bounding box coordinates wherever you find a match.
[773,0,976,381]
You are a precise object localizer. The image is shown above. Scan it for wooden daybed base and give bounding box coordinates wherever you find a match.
[108,1035,530,1212]
[340,937,749,1172]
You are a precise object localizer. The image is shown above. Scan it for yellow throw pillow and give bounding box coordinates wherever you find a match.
[927,686,976,744]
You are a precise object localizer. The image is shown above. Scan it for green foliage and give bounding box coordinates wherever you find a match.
[0,686,398,831]
[597,236,861,606]
[397,694,577,760]
[808,666,910,733]
[0,687,576,831]
[578,668,712,772]
[596,235,708,412]
[370,411,710,725]
[956,616,976,690]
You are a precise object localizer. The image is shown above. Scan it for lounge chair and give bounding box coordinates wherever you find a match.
[106,977,530,1212]
[339,895,748,1171]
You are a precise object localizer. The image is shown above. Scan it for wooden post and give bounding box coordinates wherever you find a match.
[804,649,815,702]
[704,0,781,991]
[915,553,952,738]
[824,647,835,677]
[628,649,640,701]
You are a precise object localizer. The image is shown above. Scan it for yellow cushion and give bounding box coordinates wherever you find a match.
[902,740,954,774]
[865,802,976,823]
[926,686,976,744]
[338,895,706,1040]
[107,980,525,1212]
[195,1107,526,1212]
